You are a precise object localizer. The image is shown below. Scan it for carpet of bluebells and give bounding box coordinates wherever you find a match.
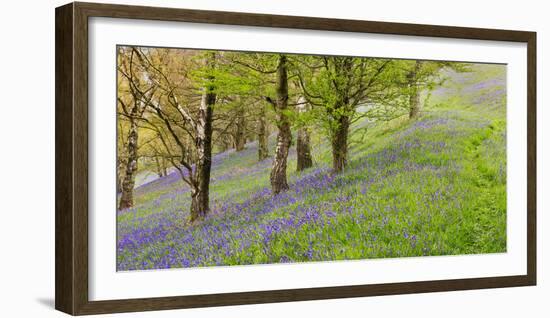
[117,64,507,271]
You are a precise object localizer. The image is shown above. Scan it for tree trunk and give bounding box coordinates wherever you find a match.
[257,103,269,161]
[270,55,291,195]
[296,96,313,171]
[190,53,216,222]
[326,59,353,174]
[220,135,230,152]
[190,183,209,222]
[118,116,138,210]
[331,114,350,173]
[116,157,125,193]
[408,60,423,119]
[235,106,246,151]
[161,157,167,176]
[154,156,165,177]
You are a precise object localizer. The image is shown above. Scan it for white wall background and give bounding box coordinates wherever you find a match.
[0,0,547,316]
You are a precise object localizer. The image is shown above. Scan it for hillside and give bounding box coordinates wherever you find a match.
[117,64,507,271]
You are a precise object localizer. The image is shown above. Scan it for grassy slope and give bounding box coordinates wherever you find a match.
[117,64,507,270]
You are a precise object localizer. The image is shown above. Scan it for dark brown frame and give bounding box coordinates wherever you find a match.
[55,1,537,315]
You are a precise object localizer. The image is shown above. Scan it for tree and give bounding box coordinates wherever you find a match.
[153,154,168,177]
[403,60,470,119]
[117,47,156,210]
[219,52,294,193]
[125,48,218,222]
[407,60,424,119]
[266,55,292,194]
[257,101,270,161]
[296,96,313,171]
[118,114,139,210]
[116,121,127,193]
[297,56,395,172]
[190,52,216,221]
[234,100,247,151]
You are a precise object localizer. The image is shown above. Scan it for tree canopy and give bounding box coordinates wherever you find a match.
[117,46,464,222]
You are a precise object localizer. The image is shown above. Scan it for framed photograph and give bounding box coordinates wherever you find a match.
[55,2,536,315]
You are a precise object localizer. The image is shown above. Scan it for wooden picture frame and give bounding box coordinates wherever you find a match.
[55,1,536,315]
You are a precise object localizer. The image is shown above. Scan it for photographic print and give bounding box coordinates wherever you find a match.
[116,46,507,271]
[55,3,536,314]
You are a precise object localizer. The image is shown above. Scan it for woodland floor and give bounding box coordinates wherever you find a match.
[117,64,507,271]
